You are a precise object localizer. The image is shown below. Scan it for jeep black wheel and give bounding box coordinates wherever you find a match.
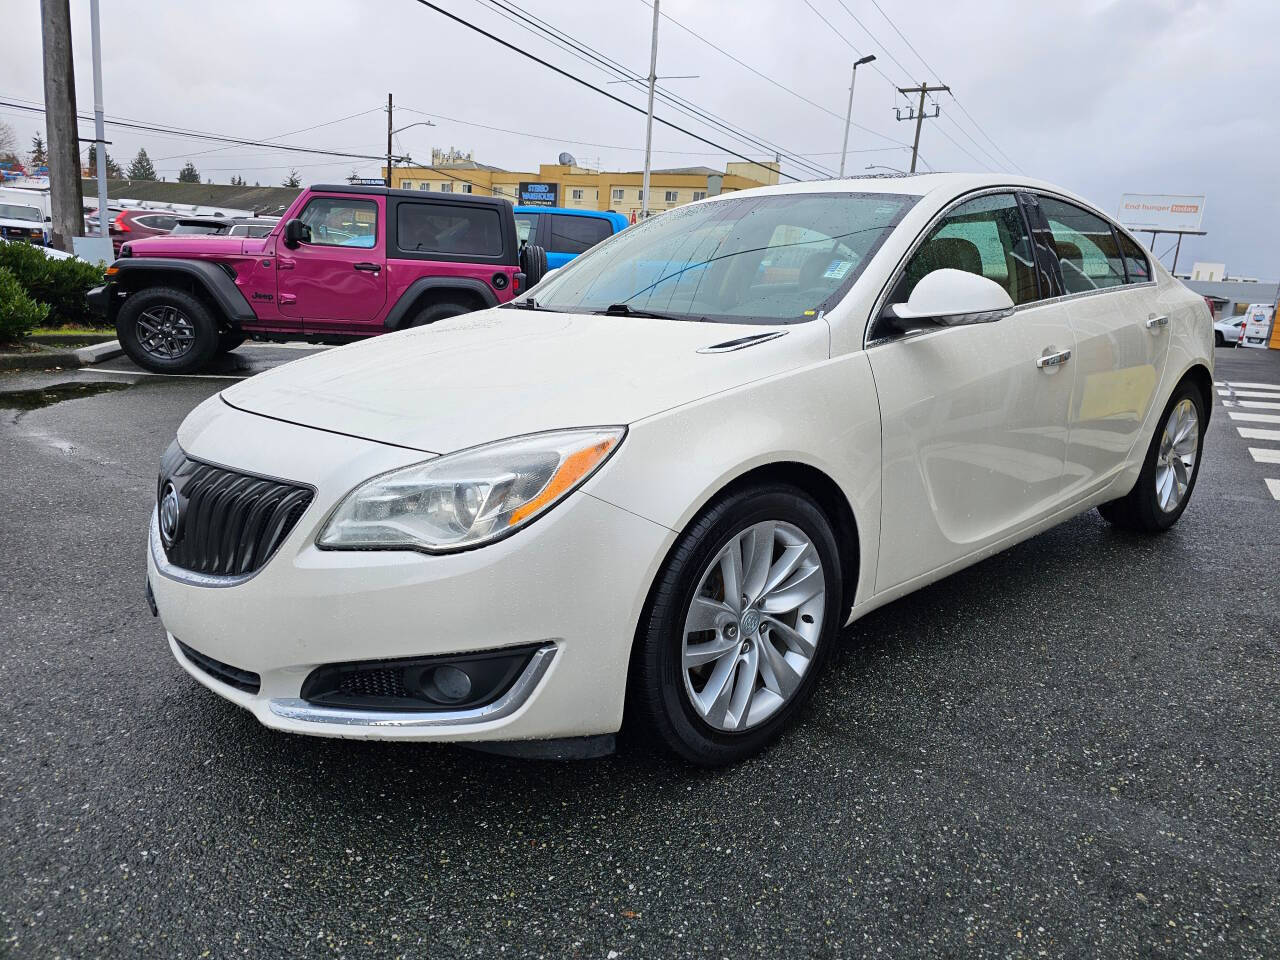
[408,300,473,327]
[117,287,220,374]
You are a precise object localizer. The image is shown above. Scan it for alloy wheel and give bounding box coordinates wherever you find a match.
[135,305,196,360]
[1154,397,1199,513]
[681,520,826,732]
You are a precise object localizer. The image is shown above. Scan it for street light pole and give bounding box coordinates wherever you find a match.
[640,0,659,219]
[385,92,393,186]
[89,0,108,242]
[839,54,875,178]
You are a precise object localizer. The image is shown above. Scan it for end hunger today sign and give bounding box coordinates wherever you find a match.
[1118,193,1205,232]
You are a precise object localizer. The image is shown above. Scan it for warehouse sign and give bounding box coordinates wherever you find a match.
[518,182,559,207]
[1118,193,1205,232]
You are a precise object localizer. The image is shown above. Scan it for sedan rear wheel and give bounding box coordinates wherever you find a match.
[631,484,843,766]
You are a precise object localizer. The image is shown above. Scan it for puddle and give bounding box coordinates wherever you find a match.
[0,380,133,411]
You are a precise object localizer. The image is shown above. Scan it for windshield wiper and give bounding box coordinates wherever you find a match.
[595,303,703,322]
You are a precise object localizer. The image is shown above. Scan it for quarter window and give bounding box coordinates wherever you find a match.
[396,202,503,257]
[298,197,378,248]
[1116,230,1151,284]
[1036,196,1126,293]
[891,193,1039,306]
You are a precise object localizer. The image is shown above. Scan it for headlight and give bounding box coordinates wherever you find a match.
[317,427,624,553]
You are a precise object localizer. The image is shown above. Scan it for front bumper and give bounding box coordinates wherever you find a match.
[87,283,110,316]
[147,404,674,742]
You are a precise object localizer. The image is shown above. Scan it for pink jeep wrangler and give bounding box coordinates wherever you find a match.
[89,184,547,373]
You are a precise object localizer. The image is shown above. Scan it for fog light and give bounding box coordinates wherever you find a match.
[424,665,472,703]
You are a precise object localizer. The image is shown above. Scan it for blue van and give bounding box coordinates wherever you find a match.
[513,206,629,269]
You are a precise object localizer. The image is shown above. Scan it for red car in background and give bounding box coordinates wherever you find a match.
[109,209,181,253]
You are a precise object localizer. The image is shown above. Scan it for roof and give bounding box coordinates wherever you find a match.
[81,178,302,216]
[646,166,722,177]
[1183,278,1278,302]
[312,184,513,209]
[424,161,508,173]
[512,205,629,226]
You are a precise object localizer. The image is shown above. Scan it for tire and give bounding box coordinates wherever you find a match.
[1098,381,1205,533]
[116,287,220,374]
[520,243,548,288]
[217,330,247,355]
[629,484,844,766]
[1214,331,1225,347]
[407,300,473,327]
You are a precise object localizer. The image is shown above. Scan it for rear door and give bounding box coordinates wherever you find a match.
[278,193,387,333]
[546,213,613,268]
[868,191,1077,592]
[1030,195,1168,493]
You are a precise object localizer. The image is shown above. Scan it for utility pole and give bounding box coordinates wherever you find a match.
[40,0,83,252]
[385,92,393,187]
[895,81,949,174]
[640,0,659,219]
[89,0,109,243]
[839,54,876,178]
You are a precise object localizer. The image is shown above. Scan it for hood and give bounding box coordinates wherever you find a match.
[221,309,829,453]
[124,234,268,257]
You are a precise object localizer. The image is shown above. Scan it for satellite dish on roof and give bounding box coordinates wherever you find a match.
[558,152,577,166]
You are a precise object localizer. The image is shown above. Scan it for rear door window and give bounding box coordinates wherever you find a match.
[299,197,378,248]
[548,214,612,254]
[1036,196,1126,293]
[397,202,503,257]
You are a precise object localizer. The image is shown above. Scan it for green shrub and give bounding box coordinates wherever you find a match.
[0,266,49,343]
[0,240,109,329]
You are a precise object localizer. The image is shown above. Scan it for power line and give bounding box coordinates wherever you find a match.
[476,0,835,180]
[0,97,401,163]
[408,0,804,183]
[150,106,385,163]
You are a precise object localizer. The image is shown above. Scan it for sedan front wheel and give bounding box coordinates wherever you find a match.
[630,484,843,766]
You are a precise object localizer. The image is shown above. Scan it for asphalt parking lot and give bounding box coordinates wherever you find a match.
[2,343,1277,959]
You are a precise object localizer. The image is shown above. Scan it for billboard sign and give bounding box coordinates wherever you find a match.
[1118,193,1205,232]
[518,181,559,207]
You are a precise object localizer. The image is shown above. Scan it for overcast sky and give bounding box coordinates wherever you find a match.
[3,0,1275,278]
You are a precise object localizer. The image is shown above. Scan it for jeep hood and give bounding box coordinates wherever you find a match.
[221,309,828,453]
[123,234,268,257]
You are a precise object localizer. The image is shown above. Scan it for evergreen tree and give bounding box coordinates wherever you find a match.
[126,147,158,181]
[282,168,301,188]
[177,161,201,183]
[87,143,123,178]
[29,133,47,168]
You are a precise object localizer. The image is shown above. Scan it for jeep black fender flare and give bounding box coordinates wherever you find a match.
[109,258,255,325]
[383,277,499,331]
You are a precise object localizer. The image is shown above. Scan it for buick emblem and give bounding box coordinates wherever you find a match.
[159,482,182,547]
[740,609,761,636]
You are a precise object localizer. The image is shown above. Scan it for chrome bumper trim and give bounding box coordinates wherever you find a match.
[267,644,557,728]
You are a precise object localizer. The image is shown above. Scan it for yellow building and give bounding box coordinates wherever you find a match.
[381,155,779,218]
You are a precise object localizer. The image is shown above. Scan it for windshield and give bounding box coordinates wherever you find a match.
[0,204,41,222]
[528,192,916,323]
[172,223,228,235]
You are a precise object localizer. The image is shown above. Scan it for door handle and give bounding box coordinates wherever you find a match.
[1146,313,1169,329]
[277,257,295,270]
[353,262,381,273]
[1036,349,1072,368]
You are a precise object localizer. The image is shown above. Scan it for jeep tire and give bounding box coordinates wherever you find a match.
[407,300,474,327]
[116,287,221,374]
[521,243,548,288]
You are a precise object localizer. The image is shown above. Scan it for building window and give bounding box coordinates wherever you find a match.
[665,190,678,203]
[493,186,505,197]
[612,188,624,202]
[440,182,453,193]
[399,180,412,190]
[461,184,472,194]
[572,188,584,201]
[693,191,706,201]
[419,183,430,191]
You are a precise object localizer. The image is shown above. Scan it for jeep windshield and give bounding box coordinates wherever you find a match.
[527,192,917,324]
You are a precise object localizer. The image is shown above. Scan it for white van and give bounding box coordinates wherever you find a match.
[1239,303,1275,349]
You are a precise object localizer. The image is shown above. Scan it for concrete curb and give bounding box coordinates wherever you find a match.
[0,340,122,372]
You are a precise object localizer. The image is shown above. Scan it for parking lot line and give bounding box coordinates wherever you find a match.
[1228,411,1280,424]
[1238,399,1280,410]
[1251,447,1280,464]
[1238,426,1280,441]
[85,368,247,381]
[1225,381,1280,390]
[1230,390,1280,400]
[1267,478,1280,500]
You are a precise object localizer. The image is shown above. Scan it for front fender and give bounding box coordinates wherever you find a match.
[109,257,255,323]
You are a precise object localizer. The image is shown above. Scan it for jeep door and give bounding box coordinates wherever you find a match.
[278,194,387,333]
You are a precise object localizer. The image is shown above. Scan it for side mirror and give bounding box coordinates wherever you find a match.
[282,219,310,249]
[888,268,1015,329]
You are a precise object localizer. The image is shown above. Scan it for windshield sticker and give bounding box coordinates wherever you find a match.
[822,260,853,280]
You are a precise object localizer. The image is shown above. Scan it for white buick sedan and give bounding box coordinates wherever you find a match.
[148,174,1212,765]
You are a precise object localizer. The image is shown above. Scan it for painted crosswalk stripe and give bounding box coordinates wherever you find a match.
[1228,411,1280,424]
[1239,399,1280,410]
[1226,381,1280,390]
[1217,388,1232,396]
[1252,448,1280,464]
[1267,479,1280,501]
[1231,390,1280,400]
[1238,426,1280,441]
